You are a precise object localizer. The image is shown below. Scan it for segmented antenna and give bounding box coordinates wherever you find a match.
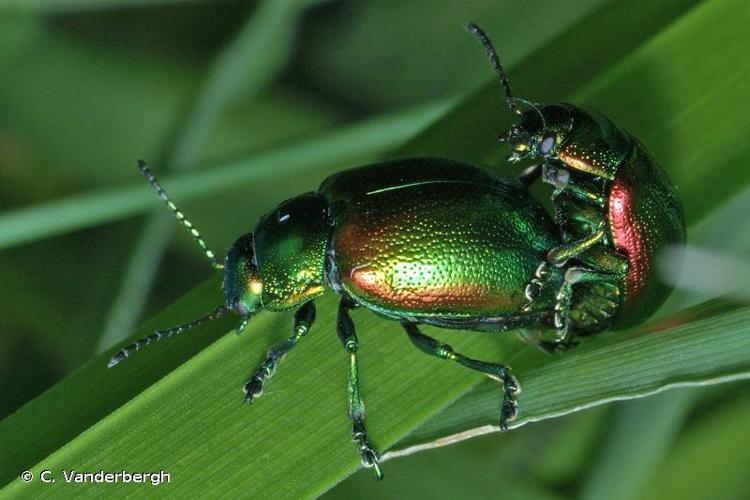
[107,306,227,367]
[138,160,223,270]
[465,22,520,115]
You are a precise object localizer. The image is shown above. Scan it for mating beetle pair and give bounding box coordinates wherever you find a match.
[108,24,685,479]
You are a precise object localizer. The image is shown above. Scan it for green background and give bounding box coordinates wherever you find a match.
[1,1,749,498]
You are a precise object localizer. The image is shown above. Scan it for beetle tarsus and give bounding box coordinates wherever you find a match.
[353,417,383,480]
[107,350,127,368]
[498,367,520,431]
[243,371,266,404]
[522,262,554,313]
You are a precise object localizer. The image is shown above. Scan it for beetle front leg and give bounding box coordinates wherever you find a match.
[544,162,606,206]
[402,322,520,431]
[337,297,383,480]
[243,301,316,403]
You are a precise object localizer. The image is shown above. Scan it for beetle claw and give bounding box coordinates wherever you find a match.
[499,399,518,430]
[242,376,264,403]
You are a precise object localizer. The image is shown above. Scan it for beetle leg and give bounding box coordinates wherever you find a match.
[521,261,554,313]
[552,192,605,241]
[553,277,576,348]
[542,162,571,191]
[548,228,607,265]
[558,182,606,206]
[554,267,621,346]
[234,315,251,336]
[337,297,383,480]
[544,162,607,206]
[243,301,316,404]
[577,245,630,277]
[402,322,520,431]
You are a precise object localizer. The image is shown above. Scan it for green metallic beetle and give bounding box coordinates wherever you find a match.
[466,23,685,349]
[108,158,565,479]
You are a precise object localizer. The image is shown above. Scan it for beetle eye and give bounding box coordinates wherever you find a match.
[540,135,555,155]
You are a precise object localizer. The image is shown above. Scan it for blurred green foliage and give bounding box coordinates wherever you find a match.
[1,1,749,499]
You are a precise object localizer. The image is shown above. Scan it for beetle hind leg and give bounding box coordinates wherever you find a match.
[521,261,558,314]
[243,301,315,404]
[553,267,621,348]
[402,322,520,431]
[569,281,620,333]
[337,297,383,480]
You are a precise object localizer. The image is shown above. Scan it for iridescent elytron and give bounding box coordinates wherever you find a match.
[109,159,563,479]
[108,24,685,480]
[467,23,685,349]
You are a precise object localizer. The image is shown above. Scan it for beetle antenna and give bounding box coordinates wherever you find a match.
[107,305,228,367]
[465,22,520,115]
[138,160,223,270]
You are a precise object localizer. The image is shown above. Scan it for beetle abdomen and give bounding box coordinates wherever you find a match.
[326,163,561,322]
[608,141,686,325]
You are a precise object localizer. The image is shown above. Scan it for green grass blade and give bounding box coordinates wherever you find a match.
[3,298,749,497]
[0,100,453,251]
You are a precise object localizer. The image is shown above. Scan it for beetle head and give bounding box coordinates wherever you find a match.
[465,24,575,164]
[503,103,573,163]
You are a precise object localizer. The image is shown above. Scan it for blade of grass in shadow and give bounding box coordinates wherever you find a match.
[167,0,326,170]
[638,393,750,499]
[579,390,698,500]
[1,0,747,496]
[0,99,453,251]
[0,0,194,12]
[97,0,324,353]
